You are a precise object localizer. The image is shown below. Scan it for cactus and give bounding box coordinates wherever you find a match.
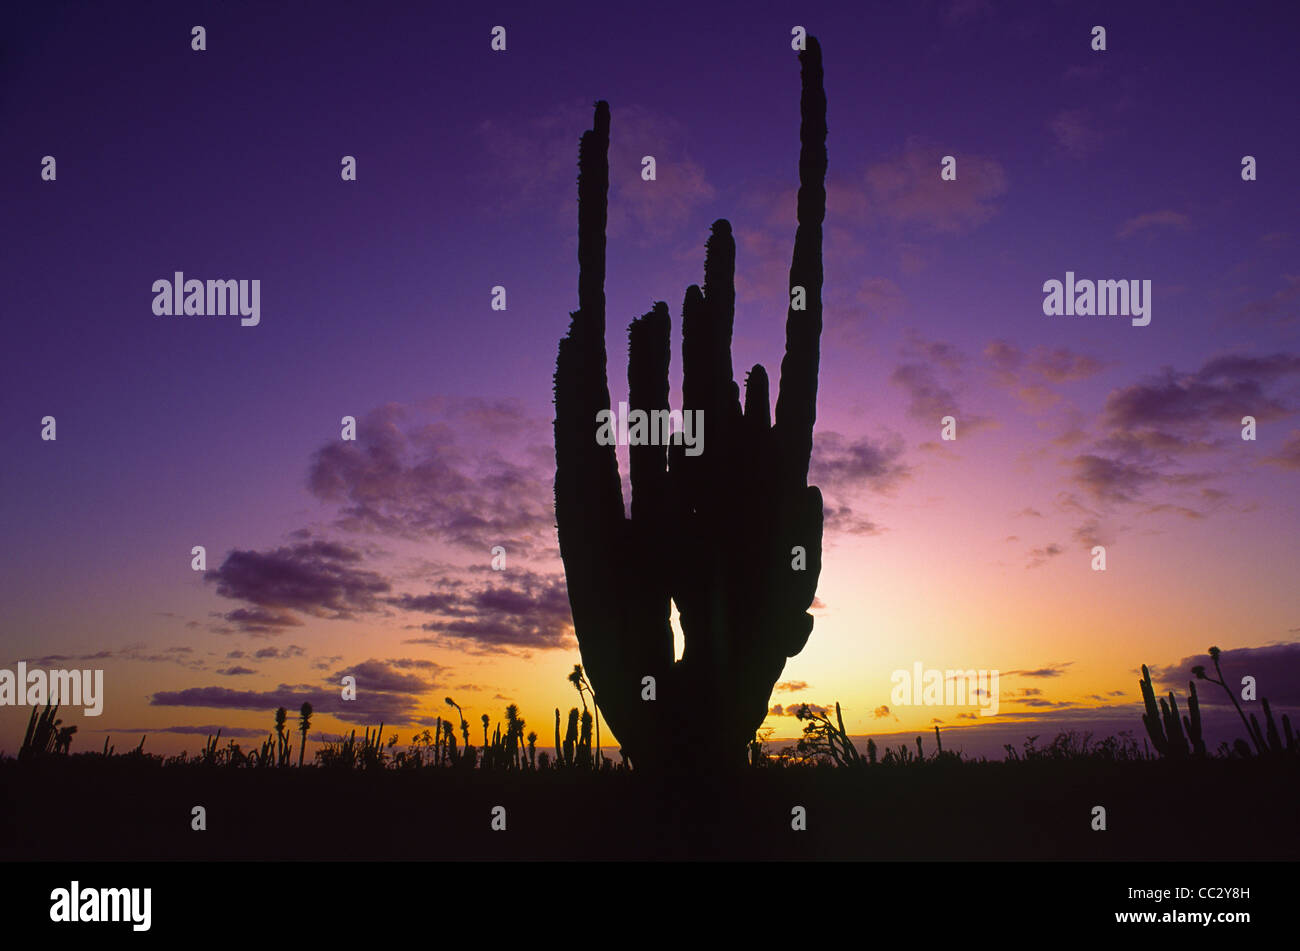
[200,730,222,766]
[553,37,828,772]
[274,707,290,766]
[563,708,578,768]
[1140,664,1176,756]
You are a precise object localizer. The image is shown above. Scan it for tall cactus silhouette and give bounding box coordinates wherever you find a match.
[554,38,827,771]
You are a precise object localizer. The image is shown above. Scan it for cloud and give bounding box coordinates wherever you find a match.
[863,142,1007,234]
[821,503,884,537]
[891,363,959,421]
[399,569,575,653]
[856,277,907,321]
[1118,210,1191,239]
[872,705,893,719]
[308,401,555,553]
[150,683,422,726]
[1005,663,1073,678]
[1048,109,1101,158]
[1263,430,1300,470]
[332,658,444,694]
[253,645,307,660]
[810,431,911,493]
[984,339,1105,411]
[15,644,206,670]
[768,702,831,717]
[216,666,257,676]
[1231,275,1300,327]
[1070,454,1159,504]
[205,541,391,633]
[775,681,810,693]
[1026,543,1064,568]
[86,725,269,739]
[1103,354,1300,431]
[1057,352,1300,512]
[220,607,303,634]
[1148,643,1300,706]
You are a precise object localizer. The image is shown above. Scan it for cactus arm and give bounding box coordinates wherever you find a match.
[774,36,827,485]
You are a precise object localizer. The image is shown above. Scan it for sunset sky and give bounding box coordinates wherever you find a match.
[3,0,1298,761]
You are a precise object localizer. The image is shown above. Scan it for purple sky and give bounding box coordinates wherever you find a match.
[3,1,1298,758]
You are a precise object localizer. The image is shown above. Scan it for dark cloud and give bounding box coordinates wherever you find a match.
[1026,543,1064,568]
[891,363,959,421]
[216,666,257,676]
[205,541,390,633]
[1070,454,1158,504]
[891,348,994,434]
[398,569,574,653]
[15,644,206,670]
[1016,698,1072,708]
[307,401,554,553]
[1150,643,1300,707]
[85,725,269,739]
[254,645,306,660]
[333,658,445,693]
[150,683,422,726]
[810,431,911,493]
[1005,663,1073,679]
[221,607,303,634]
[1057,353,1300,518]
[1103,354,1300,430]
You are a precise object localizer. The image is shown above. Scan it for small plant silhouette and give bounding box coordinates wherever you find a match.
[298,702,312,767]
[19,703,76,760]
[1193,646,1296,757]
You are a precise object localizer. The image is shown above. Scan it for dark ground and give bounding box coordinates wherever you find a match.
[2,757,1295,861]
